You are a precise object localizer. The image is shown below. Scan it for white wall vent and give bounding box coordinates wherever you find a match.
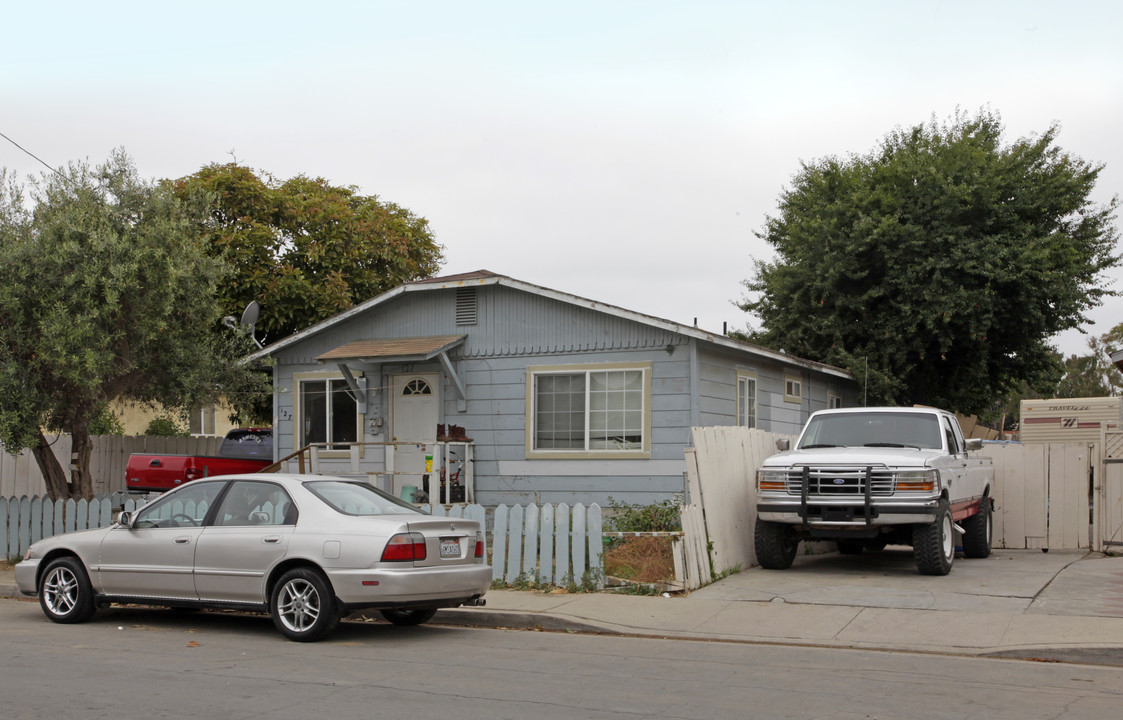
[455,287,478,326]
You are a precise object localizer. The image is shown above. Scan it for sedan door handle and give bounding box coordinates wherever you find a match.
[174,536,191,544]
[263,536,281,544]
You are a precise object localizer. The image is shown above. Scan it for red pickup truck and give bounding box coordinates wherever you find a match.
[125,428,273,493]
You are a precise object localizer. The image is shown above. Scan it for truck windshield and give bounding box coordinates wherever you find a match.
[797,412,943,450]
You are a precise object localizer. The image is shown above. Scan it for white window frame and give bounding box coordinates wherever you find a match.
[784,374,803,404]
[737,372,758,428]
[293,371,363,456]
[526,362,651,459]
[189,405,217,436]
[828,392,843,409]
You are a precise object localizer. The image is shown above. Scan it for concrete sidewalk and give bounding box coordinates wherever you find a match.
[6,550,1123,661]
[432,550,1123,661]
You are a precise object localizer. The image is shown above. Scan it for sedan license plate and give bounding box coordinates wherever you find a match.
[440,537,461,558]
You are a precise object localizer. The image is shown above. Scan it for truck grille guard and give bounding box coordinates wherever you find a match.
[798,465,880,529]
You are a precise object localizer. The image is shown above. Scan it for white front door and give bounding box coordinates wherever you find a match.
[391,373,439,499]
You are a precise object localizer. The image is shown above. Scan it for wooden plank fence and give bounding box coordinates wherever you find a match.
[0,436,224,498]
[980,441,1093,551]
[688,426,795,575]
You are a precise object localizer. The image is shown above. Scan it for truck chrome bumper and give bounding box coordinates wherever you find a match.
[757,497,940,527]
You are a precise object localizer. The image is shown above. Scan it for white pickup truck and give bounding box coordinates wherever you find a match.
[754,406,993,575]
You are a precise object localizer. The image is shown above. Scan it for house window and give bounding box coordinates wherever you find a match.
[737,373,757,428]
[189,406,217,436]
[528,363,650,456]
[828,392,842,409]
[784,375,802,404]
[298,377,358,450]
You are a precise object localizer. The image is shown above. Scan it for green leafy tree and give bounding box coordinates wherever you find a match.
[741,110,1120,414]
[171,163,443,343]
[0,151,269,500]
[1053,323,1123,398]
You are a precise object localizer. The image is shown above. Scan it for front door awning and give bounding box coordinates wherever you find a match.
[316,335,467,364]
[317,335,468,411]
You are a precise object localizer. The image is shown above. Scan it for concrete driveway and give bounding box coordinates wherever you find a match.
[691,547,1123,618]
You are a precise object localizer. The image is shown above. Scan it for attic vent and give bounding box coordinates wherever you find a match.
[455,287,478,326]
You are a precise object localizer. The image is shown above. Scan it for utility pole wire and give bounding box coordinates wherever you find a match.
[0,130,64,178]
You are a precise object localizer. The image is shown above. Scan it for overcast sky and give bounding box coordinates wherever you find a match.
[4,1,1120,357]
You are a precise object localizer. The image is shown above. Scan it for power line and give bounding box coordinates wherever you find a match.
[0,130,63,178]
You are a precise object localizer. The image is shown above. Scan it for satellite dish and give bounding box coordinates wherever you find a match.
[240,301,260,330]
[237,301,263,349]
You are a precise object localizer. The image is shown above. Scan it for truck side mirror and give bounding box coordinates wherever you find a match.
[964,438,983,452]
[776,438,791,451]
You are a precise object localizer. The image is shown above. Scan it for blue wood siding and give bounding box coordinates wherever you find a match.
[267,282,859,506]
[696,347,861,435]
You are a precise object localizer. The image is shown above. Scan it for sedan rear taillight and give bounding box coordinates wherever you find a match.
[474,531,484,558]
[381,532,427,562]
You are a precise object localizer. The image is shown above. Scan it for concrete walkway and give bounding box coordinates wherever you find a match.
[5,549,1123,662]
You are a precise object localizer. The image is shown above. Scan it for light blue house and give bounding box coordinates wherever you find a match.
[247,270,858,506]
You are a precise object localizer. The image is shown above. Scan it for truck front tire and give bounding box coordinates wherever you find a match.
[961,497,992,559]
[754,520,799,569]
[913,500,954,575]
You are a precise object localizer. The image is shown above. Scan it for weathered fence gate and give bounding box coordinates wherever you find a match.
[980,442,1095,551]
[1100,432,1123,552]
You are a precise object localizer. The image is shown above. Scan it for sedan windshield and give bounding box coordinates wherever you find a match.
[797,412,943,450]
[305,480,422,516]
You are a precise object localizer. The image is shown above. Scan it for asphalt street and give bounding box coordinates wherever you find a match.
[1,599,1121,720]
[5,549,1123,664]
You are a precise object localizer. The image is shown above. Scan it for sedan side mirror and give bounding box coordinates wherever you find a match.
[117,510,135,528]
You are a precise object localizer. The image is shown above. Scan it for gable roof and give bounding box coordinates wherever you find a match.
[246,270,854,380]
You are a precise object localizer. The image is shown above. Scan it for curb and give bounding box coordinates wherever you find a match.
[1,584,24,599]
[431,608,608,634]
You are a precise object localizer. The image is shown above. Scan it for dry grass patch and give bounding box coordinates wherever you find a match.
[603,536,675,584]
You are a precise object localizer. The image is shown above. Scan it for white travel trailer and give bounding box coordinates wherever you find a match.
[1019,397,1122,444]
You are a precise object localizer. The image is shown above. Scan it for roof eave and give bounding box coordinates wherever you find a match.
[245,272,853,382]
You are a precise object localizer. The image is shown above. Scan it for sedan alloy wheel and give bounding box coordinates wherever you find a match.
[271,568,340,642]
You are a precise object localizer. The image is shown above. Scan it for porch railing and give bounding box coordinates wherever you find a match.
[262,440,475,504]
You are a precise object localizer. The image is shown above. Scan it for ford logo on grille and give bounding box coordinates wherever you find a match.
[832,478,846,484]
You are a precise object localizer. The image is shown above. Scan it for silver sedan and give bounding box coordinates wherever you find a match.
[16,475,491,641]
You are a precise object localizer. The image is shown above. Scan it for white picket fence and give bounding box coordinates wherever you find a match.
[490,503,604,588]
[2,494,607,590]
[2,493,147,560]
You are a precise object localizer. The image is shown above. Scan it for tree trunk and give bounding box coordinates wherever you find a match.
[31,430,73,501]
[70,423,95,498]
